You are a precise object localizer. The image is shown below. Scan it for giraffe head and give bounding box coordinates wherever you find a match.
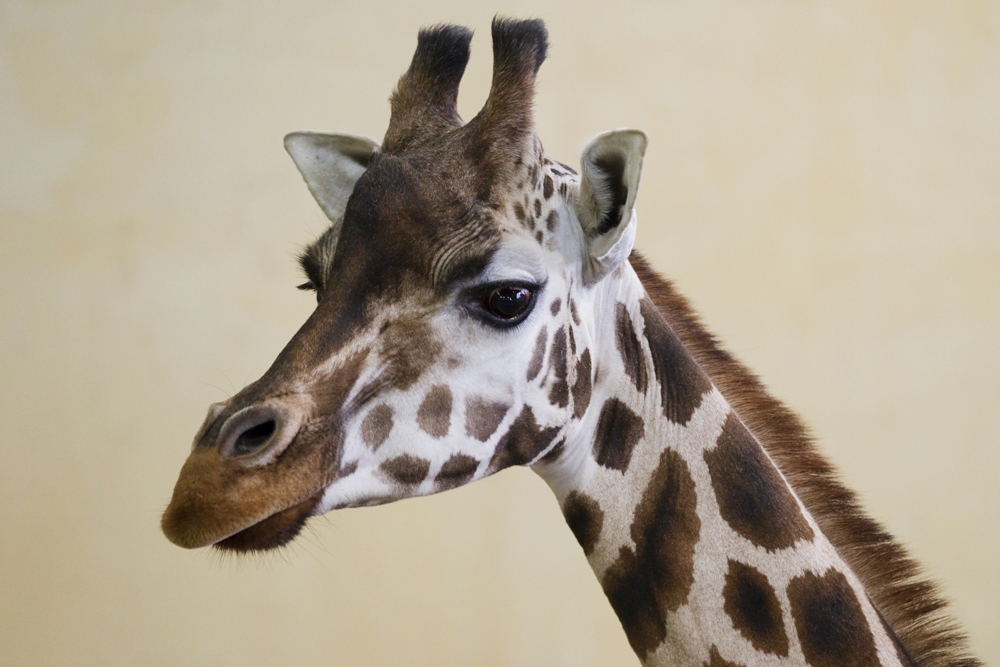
[162,18,647,552]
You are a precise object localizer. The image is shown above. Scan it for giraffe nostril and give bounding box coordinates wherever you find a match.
[233,419,277,456]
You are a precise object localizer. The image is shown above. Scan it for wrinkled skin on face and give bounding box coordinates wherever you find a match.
[161,19,647,552]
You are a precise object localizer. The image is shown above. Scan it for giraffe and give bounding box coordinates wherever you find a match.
[162,19,979,667]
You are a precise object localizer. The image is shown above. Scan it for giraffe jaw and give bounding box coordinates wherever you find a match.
[213,489,326,553]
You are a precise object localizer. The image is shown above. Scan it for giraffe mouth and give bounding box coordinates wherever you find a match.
[214,489,326,553]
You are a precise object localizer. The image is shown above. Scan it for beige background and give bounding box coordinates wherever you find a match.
[1,2,997,665]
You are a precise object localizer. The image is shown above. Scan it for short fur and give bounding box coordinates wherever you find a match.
[629,251,980,667]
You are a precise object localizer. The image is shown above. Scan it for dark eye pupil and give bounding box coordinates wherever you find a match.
[488,287,531,319]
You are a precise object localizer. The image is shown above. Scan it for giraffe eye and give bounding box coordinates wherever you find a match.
[485,286,534,321]
[464,281,541,327]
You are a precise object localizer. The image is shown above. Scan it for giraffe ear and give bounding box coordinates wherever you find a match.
[574,129,648,284]
[284,132,380,223]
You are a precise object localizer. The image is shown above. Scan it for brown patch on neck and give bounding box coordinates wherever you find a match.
[562,491,604,556]
[615,302,648,394]
[787,569,880,667]
[638,297,712,426]
[601,447,701,659]
[722,559,789,656]
[591,397,645,473]
[629,250,980,667]
[704,413,814,550]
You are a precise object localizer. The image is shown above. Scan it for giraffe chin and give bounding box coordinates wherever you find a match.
[214,490,325,553]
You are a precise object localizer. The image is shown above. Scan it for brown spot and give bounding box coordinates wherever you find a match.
[543,174,554,199]
[376,320,444,393]
[417,385,453,438]
[559,182,568,196]
[568,326,576,355]
[488,406,560,472]
[534,230,543,244]
[563,491,603,556]
[601,448,701,659]
[640,297,711,425]
[705,414,814,550]
[723,559,789,656]
[548,327,569,407]
[361,404,394,450]
[380,454,431,486]
[592,398,644,472]
[787,569,881,667]
[513,201,527,226]
[545,209,558,231]
[703,646,746,667]
[534,198,542,217]
[569,298,581,326]
[464,395,509,441]
[339,459,358,477]
[550,297,562,316]
[526,325,547,381]
[436,453,480,490]
[615,302,648,394]
[571,349,592,419]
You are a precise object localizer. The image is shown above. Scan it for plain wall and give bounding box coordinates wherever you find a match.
[1,2,997,665]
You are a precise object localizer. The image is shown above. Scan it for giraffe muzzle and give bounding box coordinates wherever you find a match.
[162,399,333,550]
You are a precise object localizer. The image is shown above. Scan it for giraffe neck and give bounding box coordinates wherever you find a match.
[534,260,911,667]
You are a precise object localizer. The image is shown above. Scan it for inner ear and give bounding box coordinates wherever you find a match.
[576,130,647,240]
[592,153,629,234]
[574,129,648,283]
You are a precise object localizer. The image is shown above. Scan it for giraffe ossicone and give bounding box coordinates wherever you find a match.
[162,18,979,667]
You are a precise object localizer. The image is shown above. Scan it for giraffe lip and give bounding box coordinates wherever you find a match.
[214,490,325,553]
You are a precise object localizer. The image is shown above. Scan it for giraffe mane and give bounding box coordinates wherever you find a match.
[629,250,981,667]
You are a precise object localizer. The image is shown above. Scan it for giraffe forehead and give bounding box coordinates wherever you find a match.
[305,145,579,281]
[308,154,501,298]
